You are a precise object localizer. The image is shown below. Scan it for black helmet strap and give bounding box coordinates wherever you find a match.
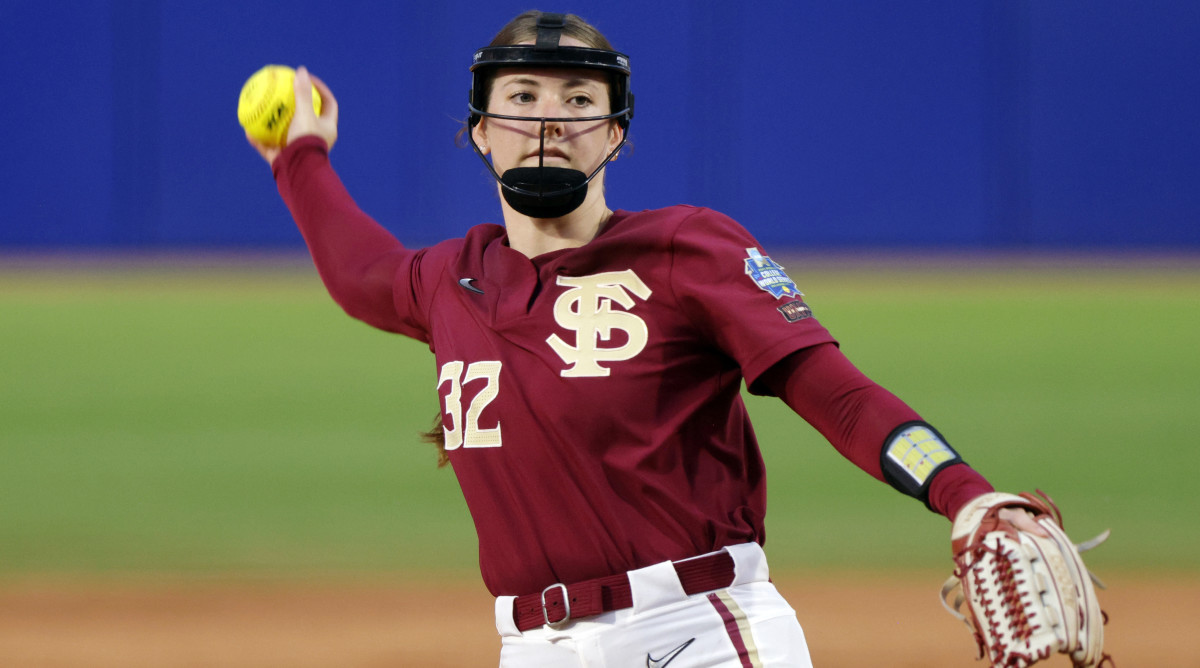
[535,12,566,51]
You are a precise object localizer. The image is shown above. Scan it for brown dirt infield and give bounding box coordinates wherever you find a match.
[0,573,1193,667]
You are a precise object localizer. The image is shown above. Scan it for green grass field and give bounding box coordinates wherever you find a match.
[2,254,1197,578]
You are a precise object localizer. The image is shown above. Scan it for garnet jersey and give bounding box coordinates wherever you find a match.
[276,138,835,595]
[416,205,836,596]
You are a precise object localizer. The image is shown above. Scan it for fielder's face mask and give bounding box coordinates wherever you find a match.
[468,12,634,219]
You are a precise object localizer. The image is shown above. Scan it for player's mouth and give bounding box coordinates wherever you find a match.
[527,148,570,163]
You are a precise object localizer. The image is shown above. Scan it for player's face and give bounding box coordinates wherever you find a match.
[473,49,623,179]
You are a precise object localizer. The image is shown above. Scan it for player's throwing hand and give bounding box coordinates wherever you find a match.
[246,66,338,164]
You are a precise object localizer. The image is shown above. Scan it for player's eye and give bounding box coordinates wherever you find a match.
[568,94,593,108]
[510,92,535,104]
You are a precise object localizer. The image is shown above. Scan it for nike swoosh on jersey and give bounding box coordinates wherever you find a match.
[458,277,484,294]
[647,638,695,668]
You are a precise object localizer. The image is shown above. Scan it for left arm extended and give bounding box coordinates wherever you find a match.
[756,342,995,520]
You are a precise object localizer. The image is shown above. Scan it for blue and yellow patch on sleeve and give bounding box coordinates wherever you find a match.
[744,248,801,299]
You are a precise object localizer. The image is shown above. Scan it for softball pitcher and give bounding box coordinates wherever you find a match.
[247,10,1059,667]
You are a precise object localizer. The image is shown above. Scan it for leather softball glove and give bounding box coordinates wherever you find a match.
[940,491,1114,667]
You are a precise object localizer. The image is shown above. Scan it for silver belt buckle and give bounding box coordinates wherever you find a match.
[540,583,571,628]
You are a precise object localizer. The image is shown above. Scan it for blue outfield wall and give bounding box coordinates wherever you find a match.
[1,0,1197,251]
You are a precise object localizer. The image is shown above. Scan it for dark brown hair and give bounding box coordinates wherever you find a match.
[490,10,614,49]
[421,410,451,468]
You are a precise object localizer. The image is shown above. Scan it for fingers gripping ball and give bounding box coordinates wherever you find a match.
[237,65,322,146]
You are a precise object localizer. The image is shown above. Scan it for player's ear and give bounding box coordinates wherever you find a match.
[473,119,490,155]
[607,121,623,159]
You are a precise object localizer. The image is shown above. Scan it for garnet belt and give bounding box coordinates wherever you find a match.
[512,550,737,631]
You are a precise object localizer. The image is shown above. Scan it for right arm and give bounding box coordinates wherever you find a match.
[248,68,421,336]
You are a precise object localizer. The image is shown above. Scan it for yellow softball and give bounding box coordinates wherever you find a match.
[237,65,322,147]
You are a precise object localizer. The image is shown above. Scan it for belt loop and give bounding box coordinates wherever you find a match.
[495,595,520,636]
[725,542,770,586]
[628,559,688,613]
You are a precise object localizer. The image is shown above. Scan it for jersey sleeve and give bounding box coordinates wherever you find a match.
[273,136,434,342]
[667,207,836,385]
[759,342,996,520]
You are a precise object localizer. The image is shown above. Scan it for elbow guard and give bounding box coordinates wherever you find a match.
[880,421,963,508]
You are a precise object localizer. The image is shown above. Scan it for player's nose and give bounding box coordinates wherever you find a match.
[538,117,564,139]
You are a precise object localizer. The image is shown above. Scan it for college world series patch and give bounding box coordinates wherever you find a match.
[744,248,812,322]
[744,248,800,299]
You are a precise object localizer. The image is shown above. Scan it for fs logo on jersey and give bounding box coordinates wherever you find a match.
[547,270,652,377]
[744,248,800,299]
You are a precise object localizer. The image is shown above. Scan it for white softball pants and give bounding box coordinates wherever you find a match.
[493,543,814,667]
